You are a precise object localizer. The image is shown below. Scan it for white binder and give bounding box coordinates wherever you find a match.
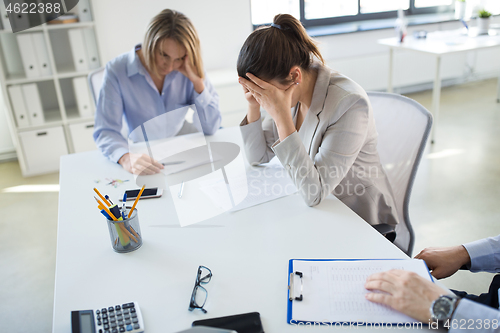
[77,0,93,22]
[31,33,52,76]
[68,29,88,72]
[73,77,93,118]
[82,28,100,70]
[0,3,11,32]
[21,83,45,126]
[17,33,41,78]
[8,85,31,128]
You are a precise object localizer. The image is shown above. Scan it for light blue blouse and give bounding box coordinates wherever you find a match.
[93,45,221,163]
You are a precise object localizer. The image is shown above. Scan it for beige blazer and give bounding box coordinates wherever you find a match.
[240,63,399,227]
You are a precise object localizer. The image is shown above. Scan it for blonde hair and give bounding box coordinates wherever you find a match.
[143,9,204,79]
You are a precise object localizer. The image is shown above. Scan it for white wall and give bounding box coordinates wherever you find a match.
[91,0,500,84]
[90,0,252,71]
[91,0,500,111]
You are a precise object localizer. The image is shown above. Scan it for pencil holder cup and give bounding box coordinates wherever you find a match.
[106,208,142,253]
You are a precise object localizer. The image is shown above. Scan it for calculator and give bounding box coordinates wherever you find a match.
[71,301,144,333]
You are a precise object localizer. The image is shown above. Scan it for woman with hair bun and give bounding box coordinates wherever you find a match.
[94,9,221,175]
[237,14,399,232]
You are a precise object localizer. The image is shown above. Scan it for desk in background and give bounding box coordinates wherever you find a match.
[378,28,500,143]
[53,127,433,332]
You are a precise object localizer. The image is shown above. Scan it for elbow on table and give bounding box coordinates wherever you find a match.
[302,190,323,208]
[202,116,222,136]
[203,127,218,136]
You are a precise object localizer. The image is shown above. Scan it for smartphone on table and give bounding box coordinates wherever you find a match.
[120,187,163,201]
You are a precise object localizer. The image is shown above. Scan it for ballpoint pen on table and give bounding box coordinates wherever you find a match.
[105,195,114,205]
[178,181,184,199]
[162,160,185,166]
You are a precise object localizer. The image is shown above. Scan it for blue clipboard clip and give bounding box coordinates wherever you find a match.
[288,271,303,301]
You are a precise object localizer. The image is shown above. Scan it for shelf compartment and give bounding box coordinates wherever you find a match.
[37,80,62,125]
[0,33,24,79]
[60,76,94,120]
[7,80,62,130]
[49,29,76,73]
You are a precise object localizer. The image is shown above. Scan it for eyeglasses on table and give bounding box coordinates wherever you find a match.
[189,265,212,313]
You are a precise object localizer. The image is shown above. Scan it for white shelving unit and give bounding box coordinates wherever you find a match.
[0,2,100,176]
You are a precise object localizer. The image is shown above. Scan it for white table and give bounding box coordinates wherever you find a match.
[378,28,500,143]
[52,127,433,332]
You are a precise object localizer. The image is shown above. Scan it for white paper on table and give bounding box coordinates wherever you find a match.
[198,178,233,211]
[199,157,297,212]
[290,259,432,324]
[170,169,230,227]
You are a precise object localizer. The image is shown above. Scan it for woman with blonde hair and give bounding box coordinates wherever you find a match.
[238,14,399,234]
[94,9,221,175]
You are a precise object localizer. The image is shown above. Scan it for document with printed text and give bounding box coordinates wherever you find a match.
[288,259,433,325]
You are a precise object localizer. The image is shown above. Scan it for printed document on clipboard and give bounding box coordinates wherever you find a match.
[287,259,433,326]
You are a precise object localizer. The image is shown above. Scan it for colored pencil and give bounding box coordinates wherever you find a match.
[128,185,145,218]
[94,188,111,207]
[130,226,140,240]
[95,197,117,221]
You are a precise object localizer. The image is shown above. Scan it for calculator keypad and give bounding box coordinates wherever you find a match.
[93,302,143,333]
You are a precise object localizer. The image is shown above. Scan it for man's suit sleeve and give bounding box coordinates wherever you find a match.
[449,298,500,332]
[463,235,500,273]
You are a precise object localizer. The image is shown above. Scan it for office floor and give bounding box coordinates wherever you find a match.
[1,78,500,332]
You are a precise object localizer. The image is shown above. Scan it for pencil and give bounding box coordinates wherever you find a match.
[128,185,145,218]
[130,226,140,240]
[94,188,111,207]
[95,197,117,221]
[121,225,138,243]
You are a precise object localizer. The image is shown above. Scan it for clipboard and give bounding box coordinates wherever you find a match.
[287,258,434,326]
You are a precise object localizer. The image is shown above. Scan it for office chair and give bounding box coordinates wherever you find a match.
[88,67,130,137]
[88,67,105,105]
[368,91,433,256]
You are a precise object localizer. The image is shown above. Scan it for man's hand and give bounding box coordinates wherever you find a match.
[118,153,164,175]
[414,246,471,279]
[365,270,447,323]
